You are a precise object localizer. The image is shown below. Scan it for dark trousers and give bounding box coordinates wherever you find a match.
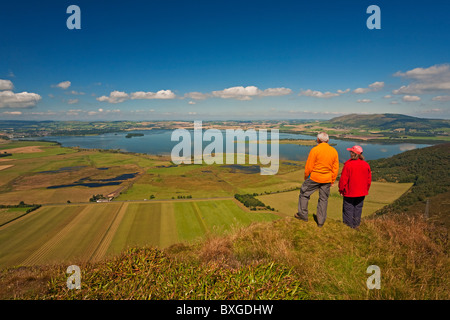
[342,196,365,228]
[297,178,331,226]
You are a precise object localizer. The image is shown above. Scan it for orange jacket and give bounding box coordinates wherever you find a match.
[304,142,339,183]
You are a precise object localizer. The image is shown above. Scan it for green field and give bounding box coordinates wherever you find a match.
[0,199,279,268]
[0,207,30,226]
[0,140,305,204]
[257,182,413,221]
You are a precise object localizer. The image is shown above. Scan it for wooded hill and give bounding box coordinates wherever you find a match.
[368,142,450,215]
[325,113,450,131]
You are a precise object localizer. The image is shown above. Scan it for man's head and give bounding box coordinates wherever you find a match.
[316,132,329,143]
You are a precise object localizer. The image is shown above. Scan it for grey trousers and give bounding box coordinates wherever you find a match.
[342,196,365,228]
[297,178,331,226]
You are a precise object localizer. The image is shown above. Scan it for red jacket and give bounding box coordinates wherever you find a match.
[338,159,372,197]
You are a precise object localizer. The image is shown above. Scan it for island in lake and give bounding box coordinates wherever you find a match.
[125,133,144,138]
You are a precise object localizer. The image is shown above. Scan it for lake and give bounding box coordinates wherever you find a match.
[26,129,431,163]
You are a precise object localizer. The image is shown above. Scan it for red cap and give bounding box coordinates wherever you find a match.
[347,145,363,154]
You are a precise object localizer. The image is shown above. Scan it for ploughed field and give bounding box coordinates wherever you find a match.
[0,199,279,268]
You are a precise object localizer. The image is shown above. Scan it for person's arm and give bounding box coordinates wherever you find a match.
[304,148,316,180]
[338,164,348,195]
[367,163,372,191]
[331,152,339,184]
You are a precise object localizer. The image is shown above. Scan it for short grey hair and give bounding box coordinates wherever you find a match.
[317,132,329,142]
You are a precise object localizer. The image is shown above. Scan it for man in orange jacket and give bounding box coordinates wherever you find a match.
[294,132,339,227]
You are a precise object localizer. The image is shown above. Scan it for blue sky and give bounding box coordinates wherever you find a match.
[1,0,450,120]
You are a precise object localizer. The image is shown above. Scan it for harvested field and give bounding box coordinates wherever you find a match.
[0,146,43,154]
[0,199,279,268]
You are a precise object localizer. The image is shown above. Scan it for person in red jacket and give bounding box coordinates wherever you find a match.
[338,145,372,229]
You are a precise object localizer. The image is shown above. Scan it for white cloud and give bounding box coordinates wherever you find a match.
[259,87,293,97]
[131,90,176,100]
[299,89,340,98]
[402,95,421,102]
[68,90,85,95]
[67,98,79,104]
[383,95,392,99]
[0,91,42,109]
[212,86,292,100]
[287,110,344,116]
[299,87,350,99]
[212,86,260,100]
[353,81,385,94]
[432,95,450,102]
[66,109,81,116]
[394,64,449,81]
[369,81,385,91]
[29,111,56,116]
[353,87,370,94]
[97,89,176,103]
[2,111,22,115]
[188,101,196,105]
[393,64,450,94]
[52,81,71,90]
[97,91,129,104]
[421,108,443,113]
[357,99,372,103]
[0,79,13,91]
[186,87,292,101]
[184,92,210,100]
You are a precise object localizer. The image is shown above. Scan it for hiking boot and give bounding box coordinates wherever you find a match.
[294,213,308,222]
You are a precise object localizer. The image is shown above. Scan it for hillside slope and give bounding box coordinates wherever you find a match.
[368,143,450,216]
[1,213,448,300]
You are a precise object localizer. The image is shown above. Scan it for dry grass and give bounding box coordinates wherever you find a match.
[175,213,449,300]
[362,214,449,299]
[0,265,61,299]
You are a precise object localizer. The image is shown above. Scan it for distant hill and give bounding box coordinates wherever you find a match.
[326,113,450,131]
